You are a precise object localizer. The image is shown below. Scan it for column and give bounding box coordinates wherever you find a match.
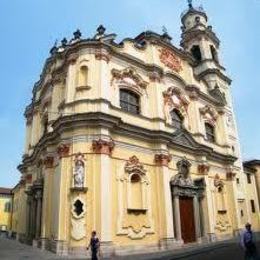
[35,190,42,239]
[193,195,202,241]
[154,154,175,244]
[174,195,182,241]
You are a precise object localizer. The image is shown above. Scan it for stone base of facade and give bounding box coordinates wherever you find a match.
[206,233,217,242]
[159,237,182,250]
[100,241,116,258]
[14,233,250,257]
[48,239,69,256]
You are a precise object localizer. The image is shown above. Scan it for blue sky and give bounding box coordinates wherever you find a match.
[0,0,259,188]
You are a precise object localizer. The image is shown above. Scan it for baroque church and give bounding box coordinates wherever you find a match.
[11,1,260,257]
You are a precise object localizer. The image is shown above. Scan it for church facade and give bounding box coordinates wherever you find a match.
[11,3,260,256]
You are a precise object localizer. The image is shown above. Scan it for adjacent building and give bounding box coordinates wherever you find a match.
[0,188,12,233]
[11,2,260,257]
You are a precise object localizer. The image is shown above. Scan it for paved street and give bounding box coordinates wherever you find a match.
[0,237,259,260]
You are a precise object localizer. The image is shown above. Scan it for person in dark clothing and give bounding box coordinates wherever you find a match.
[240,223,258,260]
[87,231,100,260]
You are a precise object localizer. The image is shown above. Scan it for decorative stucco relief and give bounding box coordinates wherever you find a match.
[159,48,182,73]
[111,67,148,96]
[71,196,86,241]
[116,156,154,239]
[163,86,189,124]
[200,105,218,125]
[213,174,231,232]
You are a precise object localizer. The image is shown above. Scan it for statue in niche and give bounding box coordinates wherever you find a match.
[171,157,193,186]
[73,153,85,188]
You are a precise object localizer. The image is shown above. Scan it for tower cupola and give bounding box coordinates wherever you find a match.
[180,0,220,64]
[179,1,231,91]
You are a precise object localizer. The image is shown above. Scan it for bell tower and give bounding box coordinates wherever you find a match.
[180,0,229,91]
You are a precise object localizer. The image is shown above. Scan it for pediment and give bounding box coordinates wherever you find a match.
[171,129,199,149]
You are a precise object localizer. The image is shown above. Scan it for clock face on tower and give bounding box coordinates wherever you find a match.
[159,48,183,73]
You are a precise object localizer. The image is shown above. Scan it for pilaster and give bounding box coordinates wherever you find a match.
[95,49,110,113]
[56,144,70,243]
[154,153,175,244]
[92,138,115,256]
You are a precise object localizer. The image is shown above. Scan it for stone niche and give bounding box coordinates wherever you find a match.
[116,156,155,239]
[71,153,87,193]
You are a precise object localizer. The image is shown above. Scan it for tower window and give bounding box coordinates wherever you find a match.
[250,200,256,213]
[191,45,202,62]
[120,89,140,114]
[205,123,215,143]
[240,209,244,217]
[210,45,219,63]
[236,178,240,184]
[170,109,183,129]
[247,174,252,184]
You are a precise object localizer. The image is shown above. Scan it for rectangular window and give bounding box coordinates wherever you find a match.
[205,123,215,143]
[247,174,252,184]
[240,209,244,217]
[250,200,256,213]
[236,178,240,184]
[120,89,140,115]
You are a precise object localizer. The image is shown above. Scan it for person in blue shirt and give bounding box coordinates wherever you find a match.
[240,223,258,260]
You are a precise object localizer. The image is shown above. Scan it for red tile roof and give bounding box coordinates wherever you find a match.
[0,187,12,195]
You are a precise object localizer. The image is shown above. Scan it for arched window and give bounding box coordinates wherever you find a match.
[170,109,183,129]
[205,123,215,143]
[120,89,140,114]
[130,174,142,209]
[78,65,88,87]
[210,45,219,63]
[191,45,202,62]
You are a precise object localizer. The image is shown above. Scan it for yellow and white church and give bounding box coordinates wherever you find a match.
[11,2,260,257]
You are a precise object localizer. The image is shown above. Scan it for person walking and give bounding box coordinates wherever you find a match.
[87,231,100,260]
[240,223,258,260]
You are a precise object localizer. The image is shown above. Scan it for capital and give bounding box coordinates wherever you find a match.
[95,51,110,63]
[154,154,172,167]
[57,144,70,158]
[197,163,210,175]
[43,156,54,168]
[92,139,115,155]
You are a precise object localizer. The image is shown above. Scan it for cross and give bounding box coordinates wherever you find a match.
[188,0,193,8]
[162,26,168,35]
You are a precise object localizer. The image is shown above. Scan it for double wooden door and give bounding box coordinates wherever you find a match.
[179,196,196,243]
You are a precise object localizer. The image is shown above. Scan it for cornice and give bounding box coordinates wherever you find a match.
[19,111,237,169]
[30,35,197,96]
[181,28,220,48]
[195,68,232,85]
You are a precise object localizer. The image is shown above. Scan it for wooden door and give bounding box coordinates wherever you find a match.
[179,196,196,243]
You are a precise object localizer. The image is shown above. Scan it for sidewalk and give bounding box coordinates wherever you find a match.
[0,236,250,260]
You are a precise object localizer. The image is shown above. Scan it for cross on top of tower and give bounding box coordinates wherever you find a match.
[188,0,193,8]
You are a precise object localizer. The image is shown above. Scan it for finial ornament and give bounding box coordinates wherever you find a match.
[188,0,193,8]
[73,29,82,40]
[97,24,106,35]
[50,40,58,55]
[162,25,168,35]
